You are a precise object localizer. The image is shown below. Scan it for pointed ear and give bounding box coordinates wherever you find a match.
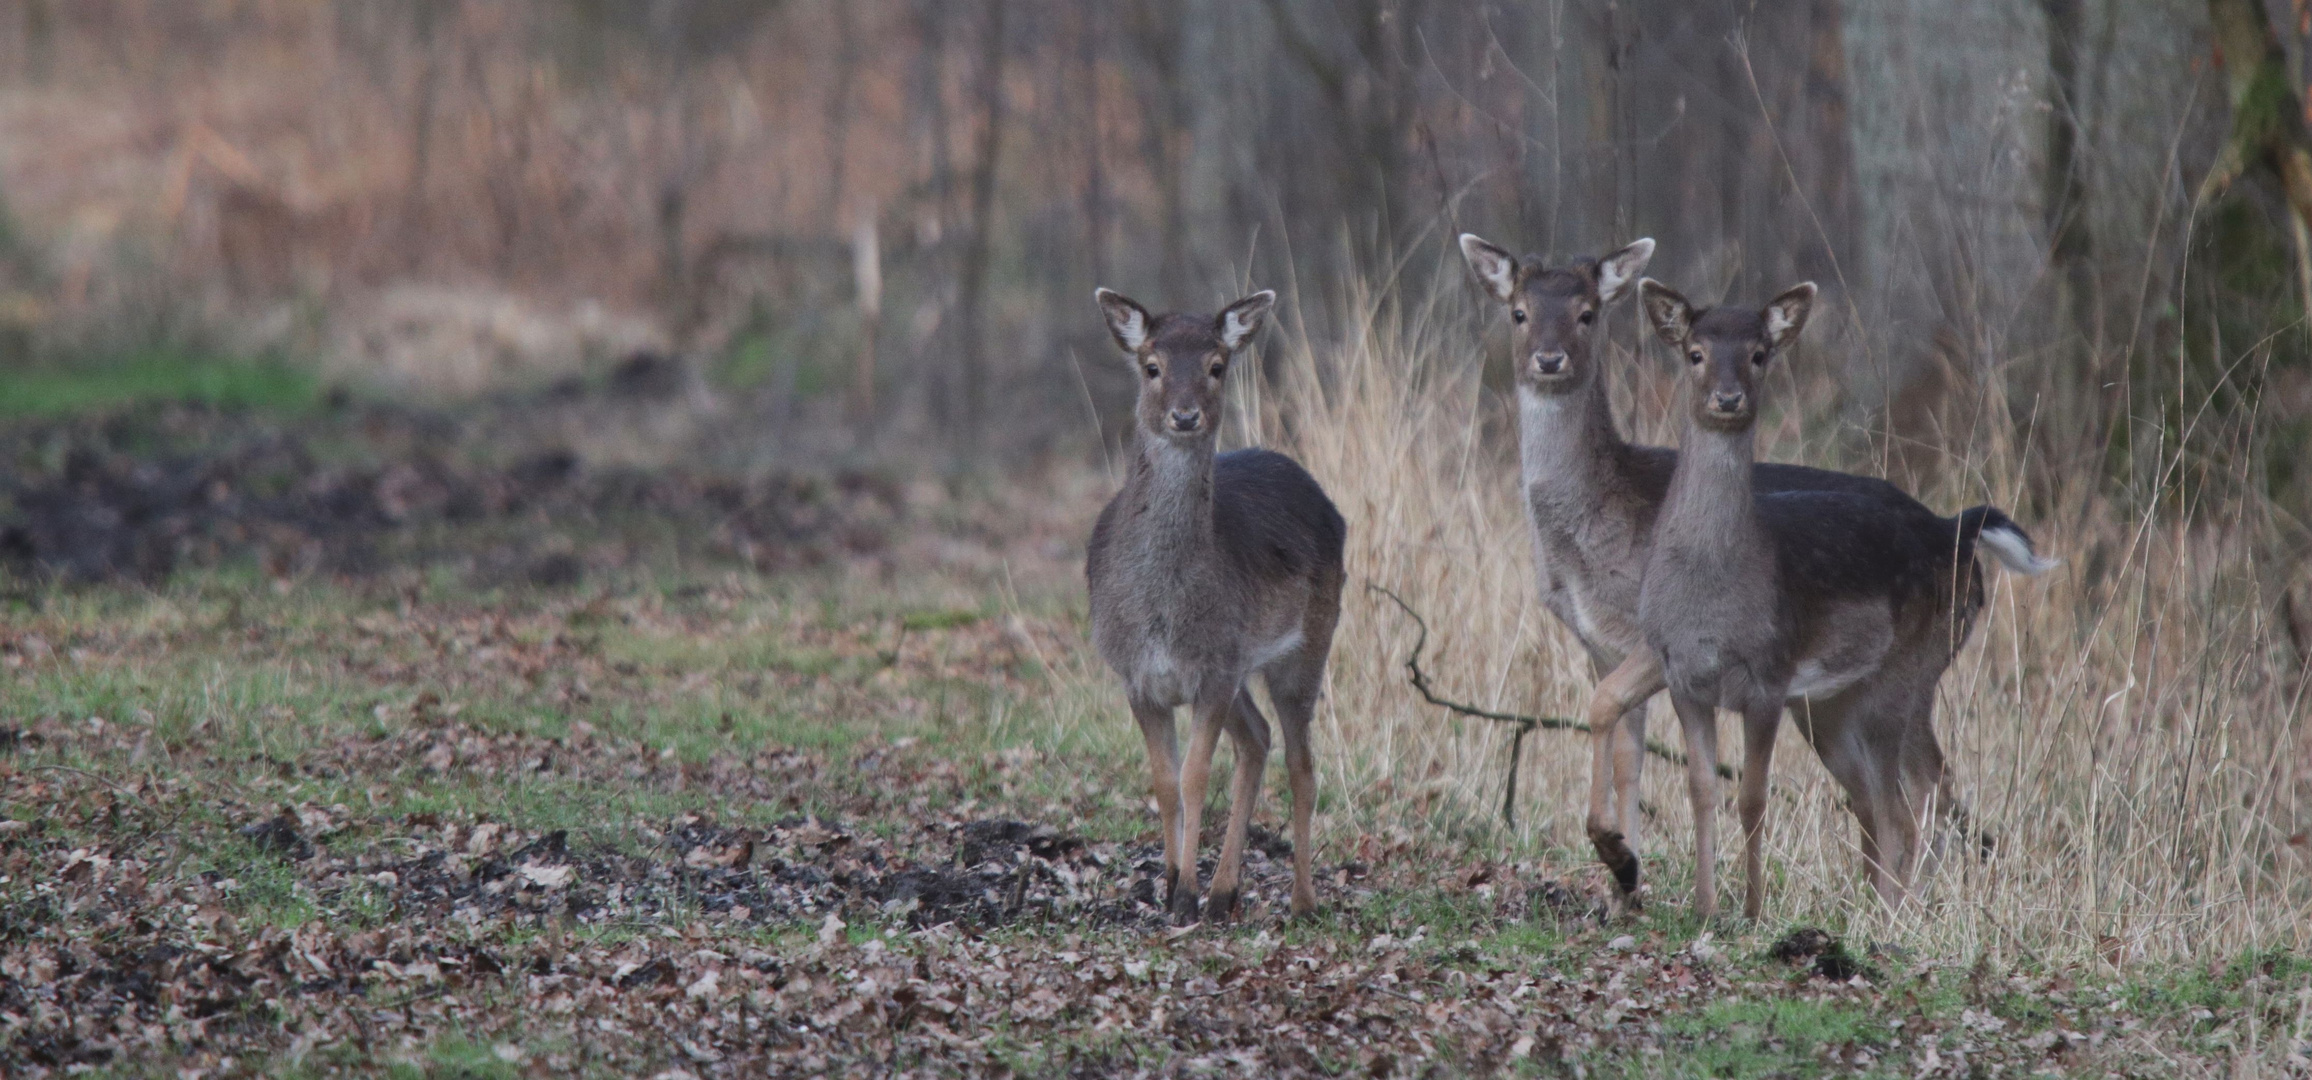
[1217,290,1276,351]
[1596,238,1655,305]
[1095,288,1152,353]
[1638,279,1692,347]
[1764,282,1817,351]
[1457,233,1518,303]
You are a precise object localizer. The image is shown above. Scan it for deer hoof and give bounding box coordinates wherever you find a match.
[1167,886,1201,925]
[1205,888,1240,923]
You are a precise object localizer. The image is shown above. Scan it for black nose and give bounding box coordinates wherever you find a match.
[1534,352,1567,375]
[1169,409,1202,432]
[1709,391,1746,414]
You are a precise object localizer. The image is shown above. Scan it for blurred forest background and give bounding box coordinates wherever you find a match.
[0,0,2305,514]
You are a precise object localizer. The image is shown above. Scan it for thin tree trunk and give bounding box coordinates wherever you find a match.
[955,0,1009,453]
[2043,0,2096,335]
[1080,2,1109,287]
[820,0,860,231]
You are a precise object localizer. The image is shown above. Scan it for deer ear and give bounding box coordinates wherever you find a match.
[1596,238,1655,305]
[1638,279,1691,347]
[1457,234,1518,303]
[1764,282,1817,351]
[1095,288,1152,353]
[1217,290,1275,351]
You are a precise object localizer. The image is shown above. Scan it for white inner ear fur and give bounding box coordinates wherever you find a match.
[1096,290,1148,351]
[1219,291,1275,351]
[1595,238,1655,304]
[1639,279,1689,343]
[1765,283,1817,348]
[1457,234,1518,303]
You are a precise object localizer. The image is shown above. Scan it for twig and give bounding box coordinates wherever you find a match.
[1364,583,1731,830]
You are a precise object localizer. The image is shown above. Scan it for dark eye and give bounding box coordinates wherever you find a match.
[1688,350,1706,366]
[1511,309,1528,324]
[1208,363,1225,379]
[1143,363,1160,380]
[1750,350,1768,367]
[1578,309,1596,326]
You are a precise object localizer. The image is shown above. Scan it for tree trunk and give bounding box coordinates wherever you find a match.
[2203,0,2312,318]
[955,0,1009,454]
[2043,0,2096,341]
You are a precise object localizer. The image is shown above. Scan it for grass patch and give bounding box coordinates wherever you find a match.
[1,346,318,417]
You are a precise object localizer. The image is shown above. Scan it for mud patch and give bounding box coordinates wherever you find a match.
[0,402,902,583]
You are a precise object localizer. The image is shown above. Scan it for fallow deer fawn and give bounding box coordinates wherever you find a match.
[1453,235,1949,894]
[1085,288,1345,924]
[1578,278,2055,920]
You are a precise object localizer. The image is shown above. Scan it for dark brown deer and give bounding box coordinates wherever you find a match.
[1085,288,1345,924]
[1578,278,2055,920]
[1454,235,1959,903]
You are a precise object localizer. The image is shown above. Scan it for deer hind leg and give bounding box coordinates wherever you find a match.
[1267,660,1325,920]
[1898,688,1959,889]
[1737,700,1783,921]
[1204,687,1272,922]
[1668,691,1723,920]
[1131,699,1186,912]
[1169,689,1231,924]
[1586,651,1665,909]
[1798,695,1898,908]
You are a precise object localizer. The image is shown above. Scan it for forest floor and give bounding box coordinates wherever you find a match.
[2,390,2307,1078]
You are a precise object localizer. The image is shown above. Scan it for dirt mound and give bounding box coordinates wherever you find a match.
[0,402,902,583]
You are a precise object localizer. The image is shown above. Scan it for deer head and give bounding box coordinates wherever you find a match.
[1458,235,1654,395]
[1639,279,1816,432]
[1095,288,1275,443]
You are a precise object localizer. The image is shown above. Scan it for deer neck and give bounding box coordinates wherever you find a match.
[1657,420,1764,559]
[1517,374,1627,501]
[1121,432,1218,558]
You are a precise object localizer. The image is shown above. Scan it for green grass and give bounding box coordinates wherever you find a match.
[1,346,319,417]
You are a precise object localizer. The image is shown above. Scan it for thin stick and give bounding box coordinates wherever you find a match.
[1366,584,1730,832]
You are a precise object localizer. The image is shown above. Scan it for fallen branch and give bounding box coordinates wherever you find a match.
[1364,583,1731,830]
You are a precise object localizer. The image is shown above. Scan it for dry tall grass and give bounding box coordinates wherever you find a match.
[1058,263,2312,967]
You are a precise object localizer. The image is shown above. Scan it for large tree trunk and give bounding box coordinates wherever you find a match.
[2203,0,2312,316]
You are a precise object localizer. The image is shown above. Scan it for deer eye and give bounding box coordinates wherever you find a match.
[1511,309,1528,324]
[1751,350,1768,366]
[1687,350,1706,367]
[1208,362,1226,379]
[1143,363,1160,380]
[1577,309,1596,326]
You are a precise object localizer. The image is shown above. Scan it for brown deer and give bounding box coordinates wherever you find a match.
[1453,235,1959,900]
[1085,288,1345,924]
[1578,278,2055,920]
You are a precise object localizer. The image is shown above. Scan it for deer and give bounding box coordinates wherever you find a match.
[1084,287,1346,925]
[1453,235,1959,900]
[1573,277,2056,920]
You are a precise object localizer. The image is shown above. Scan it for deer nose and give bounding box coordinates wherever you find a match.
[1168,408,1203,432]
[1708,390,1747,414]
[1533,351,1568,375]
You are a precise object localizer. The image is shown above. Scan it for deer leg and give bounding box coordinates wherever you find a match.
[1204,688,1272,922]
[1868,749,1923,909]
[1899,693,1954,888]
[1131,699,1185,912]
[1668,692,1722,921]
[1586,651,1664,908]
[1737,701,1782,921]
[1169,692,1230,924]
[1269,669,1323,920]
[1614,695,1648,877]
